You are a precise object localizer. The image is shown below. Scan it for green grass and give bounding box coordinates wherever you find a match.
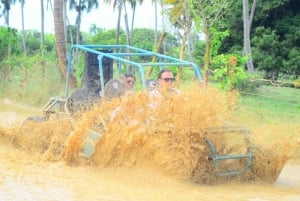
[2,64,300,118]
[238,85,300,120]
[0,64,65,107]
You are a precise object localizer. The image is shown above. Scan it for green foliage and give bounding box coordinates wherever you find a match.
[69,0,99,13]
[23,30,54,54]
[0,56,64,106]
[91,29,126,45]
[131,28,155,51]
[293,79,300,88]
[66,25,83,44]
[90,28,179,58]
[164,32,180,55]
[0,27,21,60]
[283,47,300,77]
[218,0,300,78]
[192,40,205,67]
[251,27,282,79]
[70,51,86,87]
[190,0,229,29]
[211,54,249,91]
[210,28,230,57]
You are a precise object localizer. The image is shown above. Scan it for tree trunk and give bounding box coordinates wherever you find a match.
[249,0,257,30]
[203,25,211,86]
[76,1,82,45]
[124,13,131,46]
[21,0,27,56]
[54,0,77,88]
[130,5,136,40]
[21,0,28,86]
[4,4,10,27]
[76,14,81,45]
[40,0,45,47]
[40,0,45,81]
[123,2,131,46]
[176,28,188,80]
[154,0,158,45]
[243,0,254,72]
[4,45,11,80]
[116,0,123,45]
[146,32,167,78]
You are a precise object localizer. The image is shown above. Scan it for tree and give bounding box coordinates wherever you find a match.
[153,0,158,45]
[91,28,126,45]
[164,0,193,79]
[89,23,98,34]
[243,0,254,72]
[0,0,16,26]
[252,27,281,80]
[40,0,45,47]
[40,0,46,81]
[218,0,300,79]
[54,0,77,88]
[20,0,27,55]
[128,0,144,42]
[69,0,99,44]
[0,27,20,79]
[103,0,122,44]
[190,0,228,85]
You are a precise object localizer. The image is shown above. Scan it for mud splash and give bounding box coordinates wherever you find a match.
[2,85,298,185]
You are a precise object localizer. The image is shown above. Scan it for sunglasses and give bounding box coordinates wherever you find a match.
[127,79,135,84]
[162,78,175,82]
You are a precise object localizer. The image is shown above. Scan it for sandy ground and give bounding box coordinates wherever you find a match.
[0,98,300,201]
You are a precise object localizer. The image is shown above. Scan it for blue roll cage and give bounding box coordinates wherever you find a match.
[66,44,203,98]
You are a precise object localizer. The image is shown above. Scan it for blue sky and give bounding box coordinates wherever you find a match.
[3,0,164,33]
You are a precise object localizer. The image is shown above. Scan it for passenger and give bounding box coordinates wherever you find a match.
[158,69,177,91]
[110,73,136,97]
[150,69,179,96]
[119,73,136,96]
[124,73,136,91]
[149,69,179,108]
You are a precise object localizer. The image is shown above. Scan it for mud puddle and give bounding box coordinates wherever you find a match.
[1,87,300,201]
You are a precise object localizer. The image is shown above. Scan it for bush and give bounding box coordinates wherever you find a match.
[293,79,300,88]
[236,78,261,93]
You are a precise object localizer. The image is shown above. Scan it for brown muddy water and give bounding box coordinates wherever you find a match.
[0,87,300,201]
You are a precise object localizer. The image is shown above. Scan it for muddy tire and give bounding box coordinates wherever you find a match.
[190,147,217,184]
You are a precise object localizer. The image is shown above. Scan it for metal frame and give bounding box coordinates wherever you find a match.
[66,44,203,98]
[204,126,254,176]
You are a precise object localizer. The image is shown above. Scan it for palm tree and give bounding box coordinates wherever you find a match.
[115,0,122,44]
[89,23,98,34]
[0,0,16,26]
[40,0,45,47]
[164,0,192,79]
[54,0,77,88]
[19,0,29,86]
[105,0,143,45]
[153,0,158,44]
[104,0,123,44]
[69,0,99,44]
[20,0,26,55]
[127,0,143,42]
